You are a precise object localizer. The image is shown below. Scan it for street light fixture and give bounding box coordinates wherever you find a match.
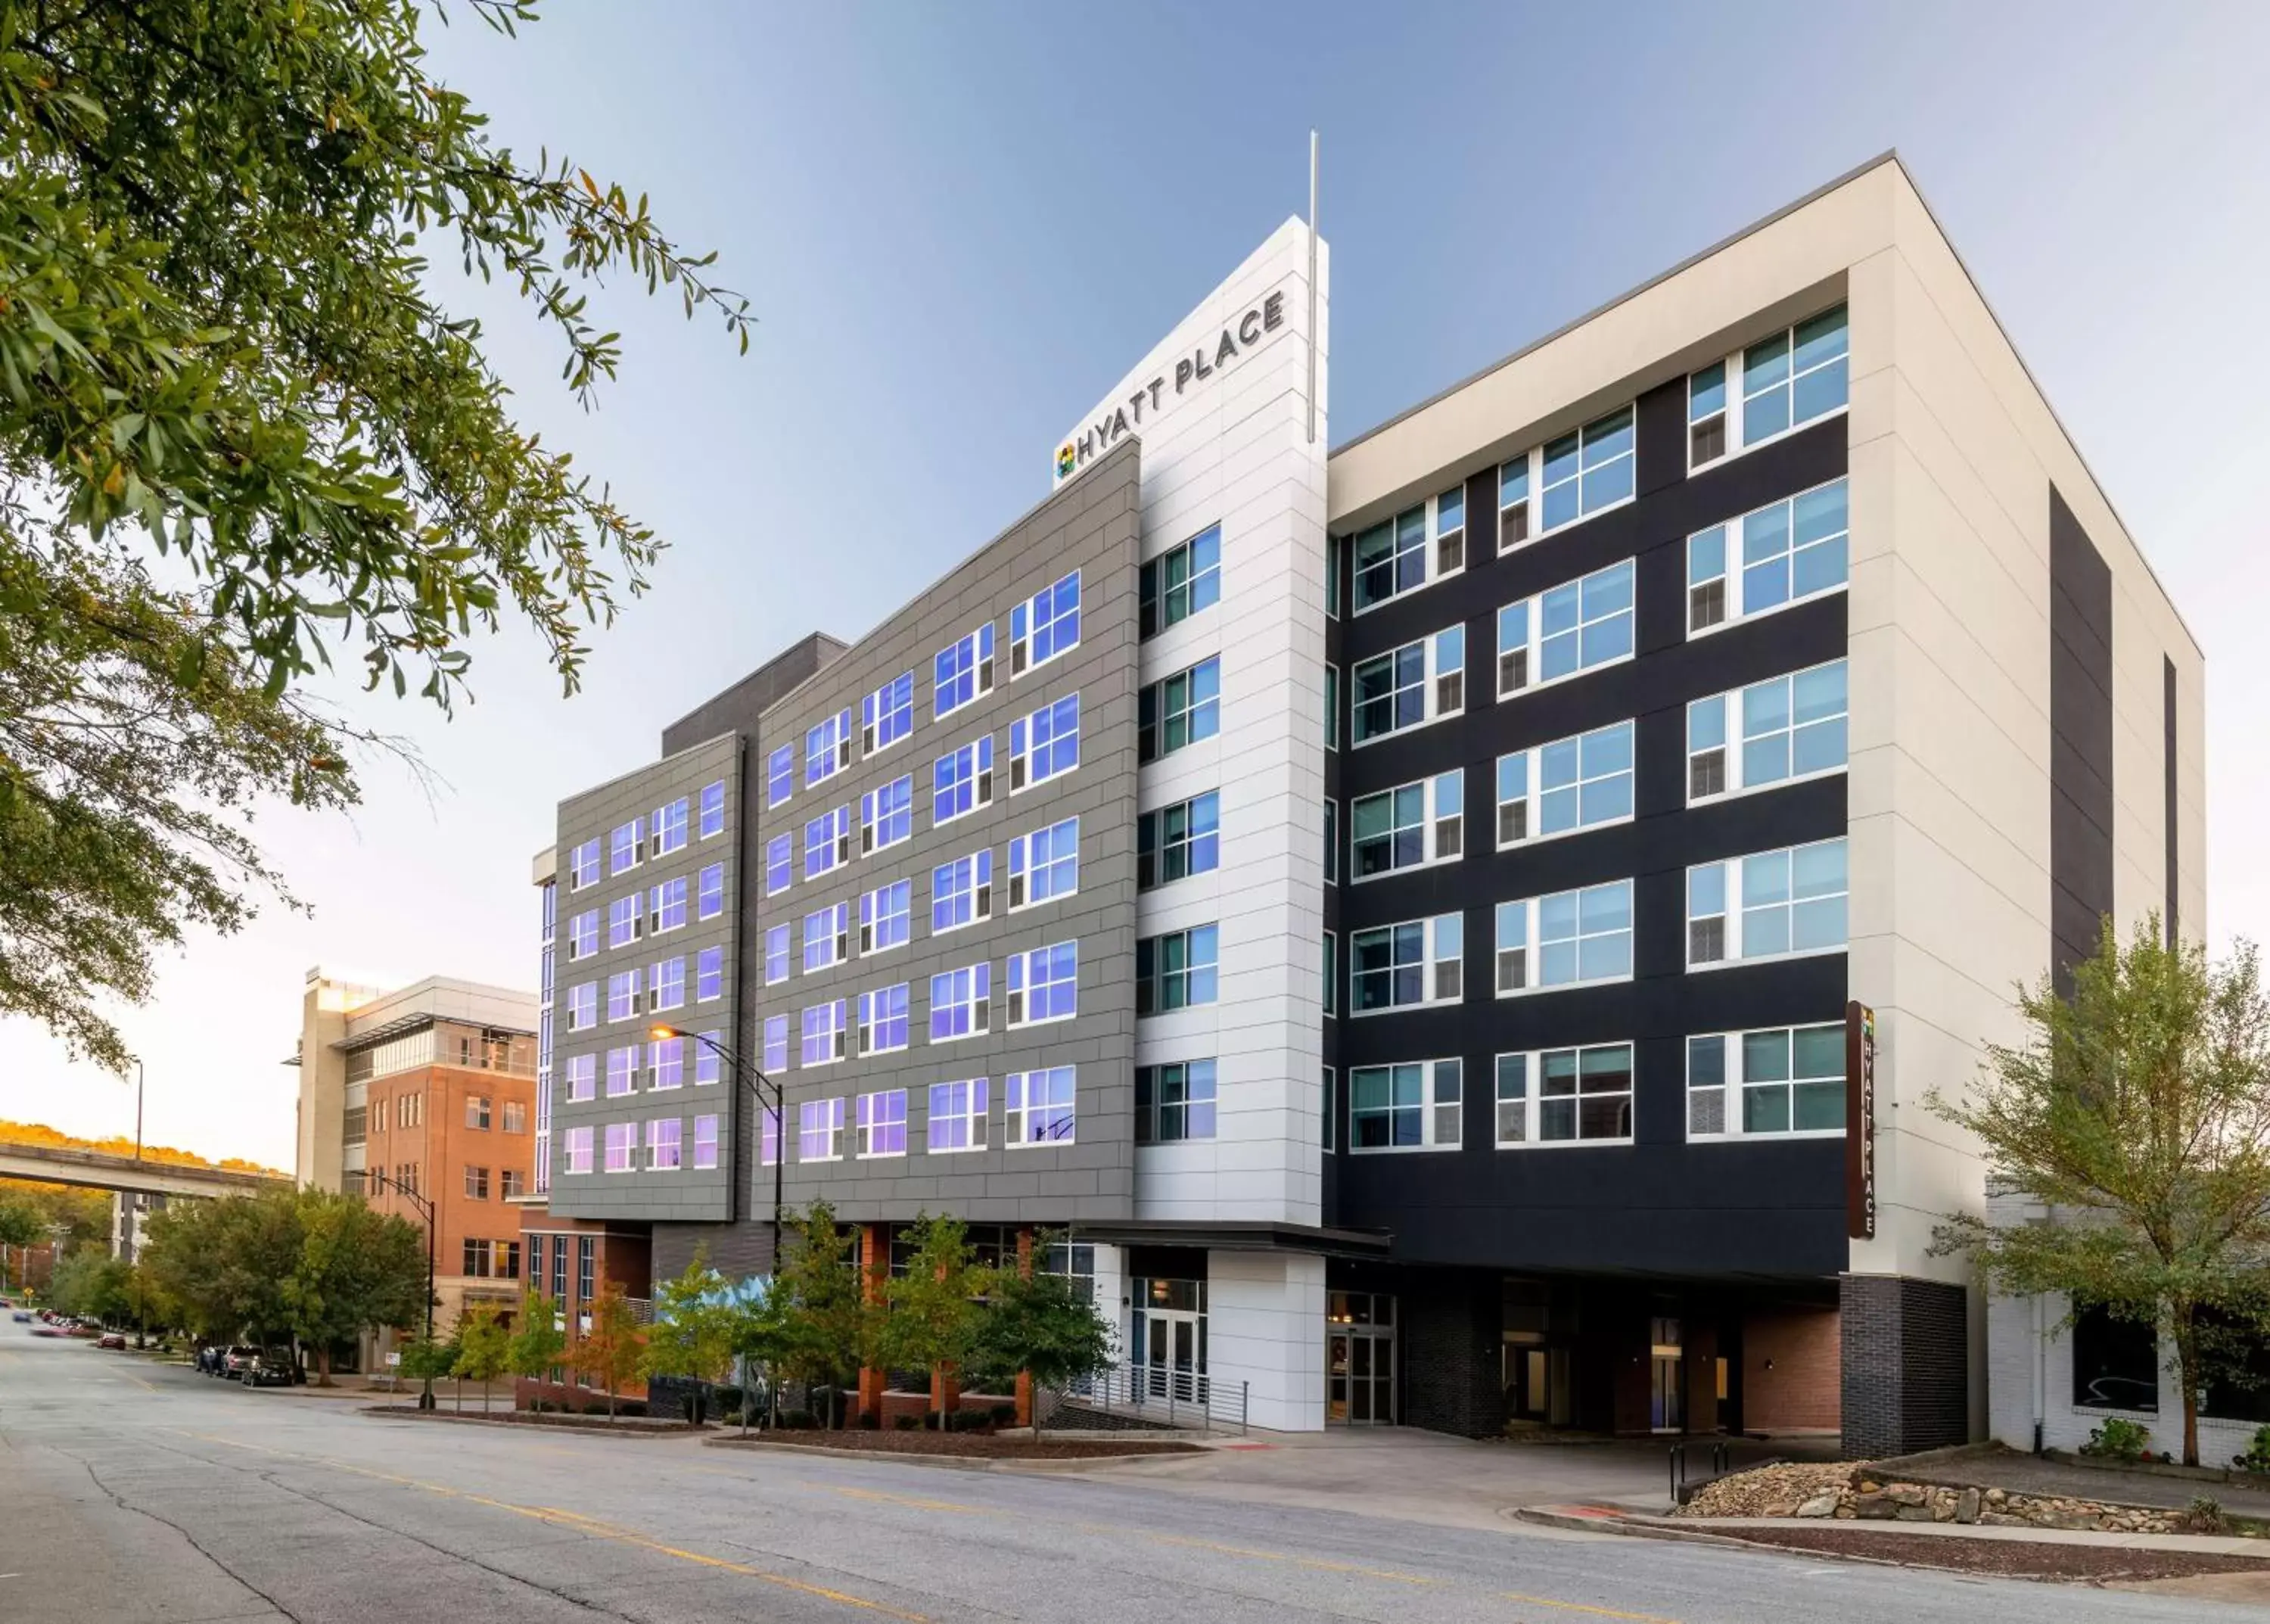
[363,1168,438,1411]
[649,1025,784,1271]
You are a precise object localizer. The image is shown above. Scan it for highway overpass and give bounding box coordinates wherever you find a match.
[0,1142,289,1201]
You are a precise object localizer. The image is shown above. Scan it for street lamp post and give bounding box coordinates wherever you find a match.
[649,1026,784,1270]
[364,1169,438,1411]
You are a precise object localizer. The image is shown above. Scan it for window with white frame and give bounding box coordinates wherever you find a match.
[609,819,642,875]
[1496,456,1530,554]
[1351,770,1462,879]
[568,909,598,960]
[762,1015,788,1073]
[1496,559,1634,698]
[1497,1044,1634,1146]
[802,901,850,972]
[1687,838,1848,966]
[1689,304,1849,468]
[1012,571,1080,675]
[605,1045,637,1097]
[928,1078,989,1152]
[859,879,911,954]
[1351,915,1463,1013]
[606,969,641,1022]
[1009,694,1079,791]
[566,983,597,1031]
[604,1122,636,1172]
[856,1089,908,1158]
[1137,793,1219,889]
[1688,1024,1846,1139]
[860,773,913,854]
[931,849,993,933]
[1497,721,1635,847]
[929,963,990,1041]
[863,671,914,754]
[763,923,789,986]
[1494,405,1635,547]
[1139,657,1221,762]
[800,999,848,1066]
[648,956,685,1012]
[1688,659,1849,802]
[693,1113,720,1169]
[696,946,723,1000]
[646,1116,683,1171]
[1323,1066,1336,1152]
[766,744,794,809]
[1350,1059,1462,1151]
[699,779,726,839]
[764,833,791,897]
[651,876,688,933]
[563,1125,593,1174]
[1140,524,1221,637]
[934,622,996,718]
[1009,817,1078,909]
[564,1053,595,1101]
[804,804,851,879]
[857,983,910,1054]
[1351,484,1466,614]
[688,861,720,919]
[798,1097,844,1162]
[1006,1067,1075,1146]
[933,736,994,823]
[1136,925,1217,1015]
[695,1034,722,1086]
[1352,626,1464,743]
[1323,931,1336,1017]
[1494,880,1634,994]
[806,708,854,788]
[1687,478,1849,635]
[1136,1061,1217,1143]
[607,893,641,950]
[760,1106,780,1166]
[1324,797,1338,885]
[1007,940,1077,1027]
[569,839,600,890]
[651,798,689,857]
[1325,664,1339,750]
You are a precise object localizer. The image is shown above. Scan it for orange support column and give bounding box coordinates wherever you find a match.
[1014,1227,1035,1428]
[857,1222,887,1423]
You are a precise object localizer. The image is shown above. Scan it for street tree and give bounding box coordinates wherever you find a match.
[396,1333,458,1411]
[282,1190,427,1383]
[574,1278,646,1420]
[1933,915,2270,1465]
[723,1283,793,1434]
[879,1213,984,1430]
[49,1248,129,1324]
[642,1252,736,1426]
[0,0,750,1076]
[771,1202,872,1428]
[972,1239,1115,1438]
[142,1190,300,1340]
[452,1303,511,1414]
[0,1199,41,1291]
[507,1292,568,1398]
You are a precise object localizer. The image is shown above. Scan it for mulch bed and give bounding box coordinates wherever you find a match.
[362,1405,697,1433]
[720,1430,1201,1460]
[1709,1524,2270,1583]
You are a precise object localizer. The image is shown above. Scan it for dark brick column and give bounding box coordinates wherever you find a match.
[1840,1274,1968,1458]
[1399,1269,1501,1436]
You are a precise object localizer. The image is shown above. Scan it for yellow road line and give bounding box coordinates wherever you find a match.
[173,1430,925,1620]
[1499,1591,1681,1622]
[1078,1523,1439,1585]
[829,1486,1000,1517]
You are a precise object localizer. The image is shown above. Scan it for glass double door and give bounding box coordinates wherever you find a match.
[1137,1308,1206,1403]
[1327,1292,1397,1424]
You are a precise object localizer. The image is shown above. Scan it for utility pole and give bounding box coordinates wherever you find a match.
[367,1169,437,1410]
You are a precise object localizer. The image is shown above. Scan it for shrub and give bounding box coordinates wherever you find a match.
[2080,1417,2152,1461]
[2188,1495,2228,1535]
[894,1414,919,1430]
[990,1405,1018,1427]
[2235,1425,2270,1476]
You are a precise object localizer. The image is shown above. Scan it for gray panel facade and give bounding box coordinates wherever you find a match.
[548,732,743,1222]
[756,443,1144,1224]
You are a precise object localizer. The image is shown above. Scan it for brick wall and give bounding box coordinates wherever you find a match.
[1399,1270,1500,1436]
[1744,1305,1840,1432]
[1841,1274,1968,1458]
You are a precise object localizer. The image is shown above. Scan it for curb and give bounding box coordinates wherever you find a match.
[1515,1506,1756,1551]
[701,1436,1207,1474]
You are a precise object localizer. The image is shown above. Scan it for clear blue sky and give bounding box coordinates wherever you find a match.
[8,2,2265,1165]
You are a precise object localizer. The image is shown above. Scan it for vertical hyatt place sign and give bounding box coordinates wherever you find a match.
[1054,288,1289,486]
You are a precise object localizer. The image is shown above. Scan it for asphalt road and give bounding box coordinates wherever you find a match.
[0,1318,2255,1624]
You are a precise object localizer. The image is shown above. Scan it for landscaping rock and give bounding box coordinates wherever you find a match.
[1886,1483,1927,1506]
[1854,1493,1898,1520]
[1956,1488,1982,1524]
[1796,1493,1840,1519]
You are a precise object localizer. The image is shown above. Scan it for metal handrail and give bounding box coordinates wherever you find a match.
[1037,1363,1248,1436]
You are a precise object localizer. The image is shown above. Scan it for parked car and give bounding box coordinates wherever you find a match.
[95,1331,127,1350]
[245,1346,305,1388]
[10,1310,30,1323]
[220,1345,263,1380]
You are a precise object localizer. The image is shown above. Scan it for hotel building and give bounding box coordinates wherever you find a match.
[535,154,2202,1451]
